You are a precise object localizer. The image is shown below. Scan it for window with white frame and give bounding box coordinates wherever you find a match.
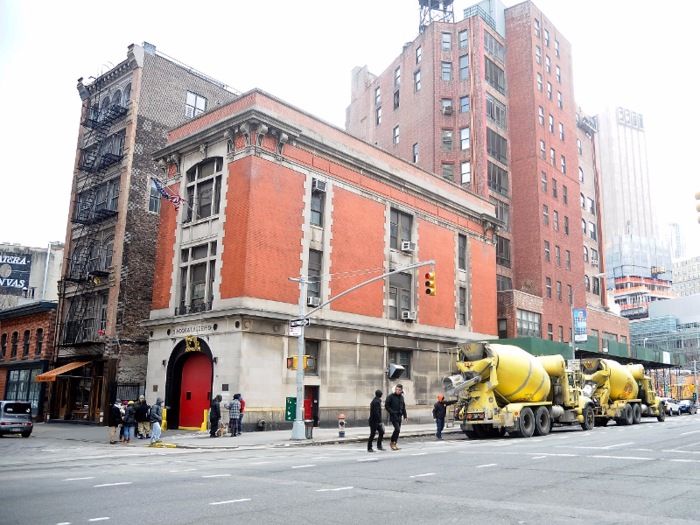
[461,161,471,184]
[185,157,223,223]
[185,91,207,119]
[178,241,217,313]
[460,127,470,150]
[148,179,161,213]
[393,126,400,145]
[390,209,412,250]
[375,87,381,105]
[310,179,325,227]
[459,30,468,49]
[517,309,541,337]
[388,274,412,321]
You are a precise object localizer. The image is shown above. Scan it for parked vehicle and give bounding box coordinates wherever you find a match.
[0,401,33,437]
[678,399,697,415]
[660,398,681,416]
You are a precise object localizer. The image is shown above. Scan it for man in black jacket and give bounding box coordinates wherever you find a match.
[367,389,386,453]
[108,399,123,444]
[384,384,408,450]
[433,395,457,440]
[134,395,150,439]
[209,395,222,437]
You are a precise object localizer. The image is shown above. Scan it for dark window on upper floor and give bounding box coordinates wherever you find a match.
[486,128,507,165]
[486,93,506,129]
[458,234,467,270]
[388,273,412,321]
[484,30,505,63]
[311,179,325,227]
[487,162,508,197]
[484,57,505,94]
[497,275,512,291]
[496,236,510,268]
[390,209,412,250]
[460,96,470,113]
[442,32,452,51]
[459,30,468,49]
[442,62,452,81]
[307,250,323,300]
[185,91,207,119]
[185,158,223,223]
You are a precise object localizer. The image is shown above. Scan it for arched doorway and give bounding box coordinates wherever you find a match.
[165,337,213,429]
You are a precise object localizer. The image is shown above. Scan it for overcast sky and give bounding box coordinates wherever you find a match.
[1,0,698,255]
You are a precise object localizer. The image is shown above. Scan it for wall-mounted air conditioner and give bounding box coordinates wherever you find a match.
[312,180,327,193]
[402,311,417,321]
[401,241,417,253]
[307,296,321,307]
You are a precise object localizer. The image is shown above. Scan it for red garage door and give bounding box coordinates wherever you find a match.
[179,352,212,428]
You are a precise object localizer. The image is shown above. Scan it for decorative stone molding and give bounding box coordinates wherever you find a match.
[255,124,269,147]
[224,128,237,153]
[199,144,208,160]
[239,122,252,147]
[483,220,499,237]
[276,132,289,156]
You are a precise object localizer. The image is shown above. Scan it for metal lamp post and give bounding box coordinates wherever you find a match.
[570,272,605,355]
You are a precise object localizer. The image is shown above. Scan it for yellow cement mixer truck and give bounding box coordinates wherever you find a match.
[580,358,665,425]
[442,342,596,439]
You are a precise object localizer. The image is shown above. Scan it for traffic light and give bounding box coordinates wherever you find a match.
[424,271,437,296]
[286,356,297,370]
[286,355,316,371]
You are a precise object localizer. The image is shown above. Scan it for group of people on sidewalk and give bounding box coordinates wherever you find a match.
[208,393,245,437]
[108,396,164,446]
[367,385,457,452]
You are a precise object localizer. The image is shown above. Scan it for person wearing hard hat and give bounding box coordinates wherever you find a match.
[432,395,457,440]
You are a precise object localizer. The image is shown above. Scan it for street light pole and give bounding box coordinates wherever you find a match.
[570,272,605,356]
[291,275,307,440]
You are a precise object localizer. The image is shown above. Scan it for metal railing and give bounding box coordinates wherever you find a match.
[463,5,497,31]
[175,300,213,316]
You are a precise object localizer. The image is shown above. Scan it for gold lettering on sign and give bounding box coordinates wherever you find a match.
[185,335,201,353]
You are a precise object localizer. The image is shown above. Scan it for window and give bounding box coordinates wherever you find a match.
[543,204,549,225]
[415,46,421,64]
[461,161,471,184]
[517,309,541,338]
[497,275,512,291]
[547,323,553,340]
[148,179,161,213]
[442,62,452,81]
[484,30,504,63]
[557,281,562,301]
[552,178,558,198]
[585,276,591,292]
[563,185,568,204]
[589,222,597,240]
[577,139,582,154]
[555,40,560,57]
[460,127,470,150]
[542,172,547,192]
[442,164,454,182]
[307,249,323,300]
[554,211,559,231]
[546,277,552,298]
[556,66,561,83]
[549,114,554,133]
[584,246,589,262]
[544,29,549,47]
[184,158,223,223]
[178,241,218,314]
[98,293,108,333]
[492,198,509,231]
[496,235,510,268]
[593,277,600,295]
[536,46,541,64]
[459,30,468,49]
[561,156,566,173]
[559,123,564,141]
[124,83,131,105]
[388,274,412,321]
[546,55,551,73]
[456,286,468,326]
[412,143,418,163]
[535,19,540,37]
[557,92,562,109]
[555,245,560,266]
[442,98,454,111]
[390,209,412,249]
[459,55,469,79]
[587,198,595,215]
[540,140,546,159]
[414,70,421,91]
[550,148,556,167]
[488,162,508,197]
[580,193,585,208]
[564,216,569,235]
[485,58,505,94]
[487,128,507,165]
[310,179,325,226]
[458,234,467,270]
[486,94,506,128]
[1,334,6,360]
[545,241,550,262]
[185,91,206,118]
[22,330,30,357]
[591,249,599,265]
[567,284,572,304]
[388,349,411,378]
[547,82,552,99]
[639,115,644,129]
[539,106,544,125]
[582,219,587,236]
[460,96,470,113]
[393,126,400,145]
[442,32,452,51]
[394,90,400,109]
[394,67,401,87]
[442,129,453,151]
[375,87,381,105]
[537,73,543,91]
[376,107,382,125]
[11,332,18,358]
[566,250,571,270]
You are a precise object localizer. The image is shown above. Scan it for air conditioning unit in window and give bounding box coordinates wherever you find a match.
[312,180,327,193]
[441,105,453,115]
[402,311,417,322]
[401,241,417,253]
[307,296,321,307]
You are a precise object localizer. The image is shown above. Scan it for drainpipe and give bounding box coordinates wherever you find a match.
[41,242,54,300]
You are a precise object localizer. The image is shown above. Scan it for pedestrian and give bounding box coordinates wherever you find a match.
[150,397,164,445]
[123,401,136,443]
[108,398,123,445]
[209,394,222,438]
[119,400,127,442]
[135,395,150,439]
[225,394,241,437]
[367,389,386,453]
[238,394,245,434]
[384,384,408,450]
[432,395,457,440]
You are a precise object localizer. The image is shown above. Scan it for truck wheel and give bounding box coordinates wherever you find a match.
[656,409,666,422]
[622,404,634,425]
[514,407,535,438]
[632,404,642,424]
[581,406,595,431]
[534,406,551,436]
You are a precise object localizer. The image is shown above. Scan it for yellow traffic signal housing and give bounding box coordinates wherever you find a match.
[286,355,316,371]
[424,271,437,296]
[286,356,297,370]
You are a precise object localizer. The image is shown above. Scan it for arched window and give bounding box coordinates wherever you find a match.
[583,246,589,262]
[585,276,590,292]
[582,219,587,235]
[22,330,30,357]
[112,90,122,107]
[123,83,131,105]
[99,97,111,121]
[11,332,18,358]
[1,334,6,360]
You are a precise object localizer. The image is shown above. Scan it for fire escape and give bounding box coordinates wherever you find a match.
[56,92,127,349]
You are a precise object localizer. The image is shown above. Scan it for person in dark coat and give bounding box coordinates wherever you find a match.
[367,389,386,452]
[210,395,222,437]
[384,384,408,450]
[134,395,150,439]
[108,399,123,444]
[123,401,136,443]
[150,398,164,445]
[433,395,457,440]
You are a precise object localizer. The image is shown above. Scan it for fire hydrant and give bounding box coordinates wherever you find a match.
[338,413,346,438]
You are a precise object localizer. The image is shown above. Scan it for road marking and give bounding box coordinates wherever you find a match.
[317,486,354,492]
[250,462,271,465]
[411,453,428,456]
[357,458,378,462]
[169,468,197,472]
[670,459,696,463]
[57,522,71,524]
[210,499,251,506]
[632,449,653,452]
[410,473,435,478]
[94,482,132,488]
[557,441,634,451]
[292,464,315,469]
[88,519,110,522]
[201,474,231,478]
[63,477,95,481]
[476,463,497,468]
[590,455,653,461]
[532,456,547,460]
[680,430,700,436]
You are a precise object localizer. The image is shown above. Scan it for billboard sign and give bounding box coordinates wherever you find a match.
[0,253,32,293]
[574,309,587,343]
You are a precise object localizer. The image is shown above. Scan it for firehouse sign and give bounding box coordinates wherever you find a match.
[0,253,32,291]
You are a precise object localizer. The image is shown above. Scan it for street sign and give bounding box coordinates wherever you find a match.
[285,397,297,421]
[290,318,310,327]
[289,326,302,337]
[574,309,587,343]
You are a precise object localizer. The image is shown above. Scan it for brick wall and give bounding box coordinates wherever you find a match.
[497,290,544,339]
[151,182,180,311]
[587,307,630,344]
[0,309,56,363]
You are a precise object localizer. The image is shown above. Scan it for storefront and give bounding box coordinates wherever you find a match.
[1,361,49,418]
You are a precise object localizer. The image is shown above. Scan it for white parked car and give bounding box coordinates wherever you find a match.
[660,398,682,416]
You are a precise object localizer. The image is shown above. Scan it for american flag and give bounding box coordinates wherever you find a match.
[152,178,186,211]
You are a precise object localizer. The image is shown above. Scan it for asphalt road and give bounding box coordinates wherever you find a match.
[2,415,700,525]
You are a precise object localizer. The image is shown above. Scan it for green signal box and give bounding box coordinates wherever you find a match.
[285,397,297,421]
[693,393,697,402]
